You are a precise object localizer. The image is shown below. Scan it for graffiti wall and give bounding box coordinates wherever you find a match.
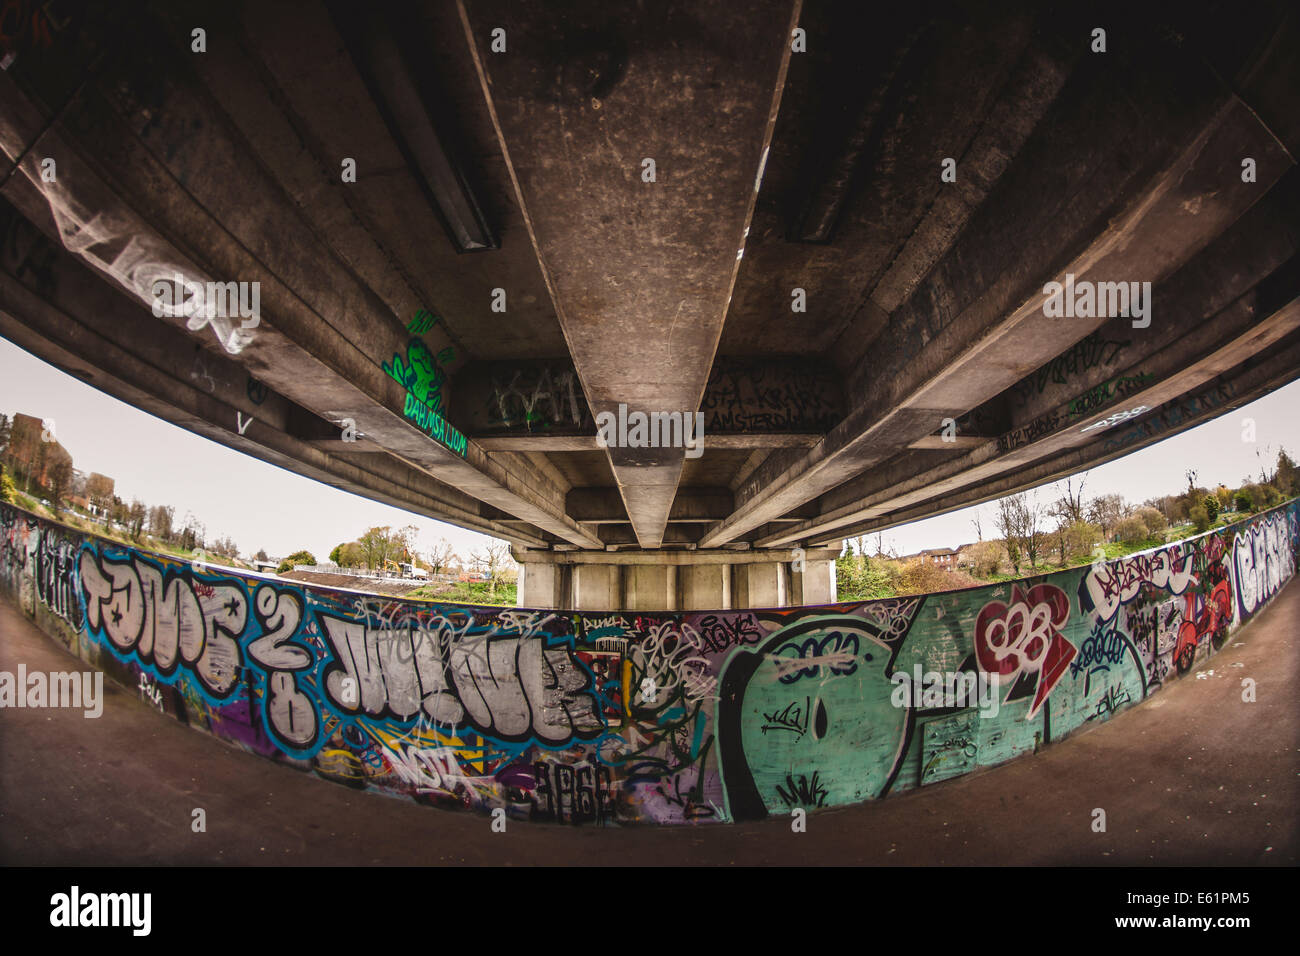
[1,500,1296,825]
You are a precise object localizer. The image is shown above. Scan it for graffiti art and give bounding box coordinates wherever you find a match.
[1,500,1295,825]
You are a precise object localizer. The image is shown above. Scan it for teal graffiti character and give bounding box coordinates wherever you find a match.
[716,616,909,820]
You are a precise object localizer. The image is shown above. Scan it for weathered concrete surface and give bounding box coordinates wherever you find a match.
[1,577,1293,866]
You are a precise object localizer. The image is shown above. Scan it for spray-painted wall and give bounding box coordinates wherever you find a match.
[2,499,1296,825]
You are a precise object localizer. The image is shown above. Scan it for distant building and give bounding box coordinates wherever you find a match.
[919,547,960,569]
[896,544,978,571]
[4,413,72,492]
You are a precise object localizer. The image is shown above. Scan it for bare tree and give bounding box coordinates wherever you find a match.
[47,458,72,512]
[471,540,512,598]
[127,499,147,540]
[1048,474,1089,525]
[148,504,175,542]
[426,537,457,576]
[1088,493,1130,540]
[1257,445,1276,484]
[995,492,1044,573]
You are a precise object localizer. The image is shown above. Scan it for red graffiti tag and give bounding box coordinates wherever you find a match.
[975,583,1075,719]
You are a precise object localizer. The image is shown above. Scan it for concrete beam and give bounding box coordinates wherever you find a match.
[809,335,1300,545]
[0,65,602,549]
[471,433,821,452]
[702,55,1295,547]
[0,204,550,548]
[460,0,802,547]
[761,185,1300,545]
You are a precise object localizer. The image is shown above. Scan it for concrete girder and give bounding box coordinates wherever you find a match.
[701,73,1295,547]
[0,67,603,548]
[808,334,1300,546]
[758,183,1300,546]
[459,0,801,548]
[764,293,1300,547]
[0,200,550,548]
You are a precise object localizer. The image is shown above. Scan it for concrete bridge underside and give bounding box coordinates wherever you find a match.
[1,1,1298,610]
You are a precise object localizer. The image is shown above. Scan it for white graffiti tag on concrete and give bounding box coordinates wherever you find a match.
[78,551,245,696]
[315,613,602,744]
[248,585,318,749]
[1233,512,1296,619]
[1083,544,1198,622]
[30,168,256,354]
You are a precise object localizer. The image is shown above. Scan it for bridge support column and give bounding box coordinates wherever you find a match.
[514,548,840,612]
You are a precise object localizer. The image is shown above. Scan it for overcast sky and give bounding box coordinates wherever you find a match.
[2,335,1297,563]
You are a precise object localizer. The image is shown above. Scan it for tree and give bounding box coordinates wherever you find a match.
[995,492,1042,574]
[357,526,396,572]
[276,550,317,574]
[210,536,241,560]
[1088,494,1130,540]
[1277,448,1299,496]
[1048,474,1089,526]
[967,540,1004,577]
[127,499,147,540]
[1062,520,1102,562]
[471,540,512,598]
[1202,494,1219,522]
[0,465,15,504]
[1115,516,1149,545]
[1135,506,1167,538]
[148,504,175,541]
[426,538,456,576]
[897,559,979,596]
[1256,446,1275,485]
[1184,468,1198,493]
[177,513,205,552]
[255,548,269,562]
[0,413,10,456]
[108,496,128,532]
[85,473,115,514]
[1189,504,1211,533]
[47,457,72,512]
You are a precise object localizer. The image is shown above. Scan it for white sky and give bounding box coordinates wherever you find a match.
[2,335,1297,563]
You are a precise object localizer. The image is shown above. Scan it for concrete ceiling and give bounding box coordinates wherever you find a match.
[1,0,1297,557]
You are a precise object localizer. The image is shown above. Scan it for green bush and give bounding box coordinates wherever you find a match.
[836,554,903,600]
[1189,504,1211,533]
[277,549,317,574]
[1135,506,1167,537]
[1202,494,1219,521]
[0,469,15,505]
[966,540,1005,577]
[1234,490,1253,513]
[1115,516,1150,545]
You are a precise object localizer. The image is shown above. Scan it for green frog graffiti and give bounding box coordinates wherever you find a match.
[383,338,467,456]
[383,338,454,415]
